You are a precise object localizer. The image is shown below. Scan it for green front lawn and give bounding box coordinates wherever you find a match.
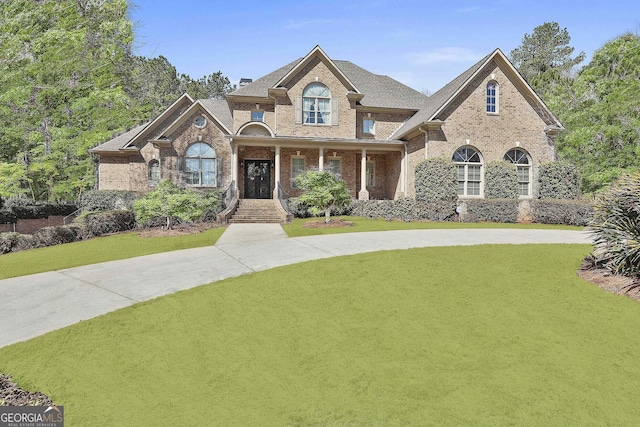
[282,216,584,237]
[0,227,226,280]
[3,243,640,426]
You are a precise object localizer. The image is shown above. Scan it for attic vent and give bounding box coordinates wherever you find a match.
[239,78,252,87]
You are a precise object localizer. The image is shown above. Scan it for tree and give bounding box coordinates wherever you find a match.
[510,22,585,98]
[179,71,235,100]
[551,33,640,194]
[295,170,351,223]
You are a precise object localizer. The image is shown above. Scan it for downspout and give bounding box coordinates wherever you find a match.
[403,143,408,197]
[419,126,429,159]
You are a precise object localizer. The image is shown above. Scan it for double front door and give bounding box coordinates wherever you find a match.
[244,160,271,199]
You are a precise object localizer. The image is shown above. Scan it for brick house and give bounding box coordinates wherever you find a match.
[91,46,562,212]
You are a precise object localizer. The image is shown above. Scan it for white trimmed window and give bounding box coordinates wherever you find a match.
[291,156,305,189]
[366,161,375,186]
[194,116,206,128]
[453,146,483,197]
[328,158,342,178]
[251,110,264,122]
[363,118,375,135]
[185,143,216,186]
[302,83,331,125]
[504,148,532,197]
[486,81,498,114]
[149,159,160,181]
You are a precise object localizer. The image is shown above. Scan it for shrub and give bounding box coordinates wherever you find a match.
[351,198,455,222]
[0,195,3,209]
[80,190,140,212]
[538,161,581,199]
[295,170,351,223]
[589,172,640,276]
[464,199,519,223]
[33,225,82,247]
[0,232,20,254]
[484,161,518,199]
[15,234,37,251]
[531,199,594,226]
[1,198,77,219]
[133,180,221,228]
[414,158,458,204]
[0,209,17,224]
[79,210,137,237]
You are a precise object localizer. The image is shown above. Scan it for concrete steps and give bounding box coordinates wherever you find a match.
[229,199,287,224]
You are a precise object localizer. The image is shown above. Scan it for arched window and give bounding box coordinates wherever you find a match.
[303,83,331,124]
[486,81,498,114]
[185,143,216,186]
[504,148,531,197]
[453,146,483,196]
[149,159,160,181]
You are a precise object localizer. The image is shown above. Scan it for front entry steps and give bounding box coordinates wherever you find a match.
[229,199,287,224]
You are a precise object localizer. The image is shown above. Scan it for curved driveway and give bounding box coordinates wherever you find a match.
[0,224,592,348]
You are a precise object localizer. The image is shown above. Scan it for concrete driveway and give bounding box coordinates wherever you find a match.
[0,225,592,348]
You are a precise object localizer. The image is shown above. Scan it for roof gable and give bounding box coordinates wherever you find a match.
[391,49,563,139]
[161,99,232,136]
[273,45,360,93]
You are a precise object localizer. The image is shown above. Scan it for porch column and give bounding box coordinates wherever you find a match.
[359,149,369,200]
[273,145,281,199]
[232,144,238,192]
[318,147,324,171]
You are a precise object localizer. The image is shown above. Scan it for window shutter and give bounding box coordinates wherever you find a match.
[331,98,339,125]
[295,96,302,124]
[178,156,184,171]
[216,158,223,187]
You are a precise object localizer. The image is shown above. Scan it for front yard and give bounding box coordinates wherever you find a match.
[2,243,639,425]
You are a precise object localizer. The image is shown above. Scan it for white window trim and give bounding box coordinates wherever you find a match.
[327,157,342,178]
[486,81,499,115]
[194,116,207,128]
[504,148,532,198]
[366,160,375,187]
[291,155,306,189]
[456,163,484,198]
[251,110,264,122]
[363,118,375,135]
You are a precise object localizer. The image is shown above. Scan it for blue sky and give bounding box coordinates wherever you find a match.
[130,0,639,93]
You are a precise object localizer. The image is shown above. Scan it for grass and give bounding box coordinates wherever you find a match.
[282,216,584,237]
[0,227,226,280]
[4,243,640,425]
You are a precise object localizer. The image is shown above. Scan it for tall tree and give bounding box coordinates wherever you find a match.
[178,71,235,100]
[0,0,136,200]
[510,22,585,98]
[552,33,640,194]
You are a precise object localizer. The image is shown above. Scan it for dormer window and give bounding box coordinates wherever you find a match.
[363,118,375,135]
[486,82,498,114]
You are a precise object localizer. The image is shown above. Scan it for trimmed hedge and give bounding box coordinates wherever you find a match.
[484,161,518,199]
[531,199,593,226]
[78,210,137,237]
[0,232,20,254]
[415,158,458,204]
[538,161,581,199]
[33,225,84,247]
[287,197,353,219]
[0,198,77,221]
[80,190,140,212]
[0,210,17,224]
[463,199,519,223]
[351,198,456,222]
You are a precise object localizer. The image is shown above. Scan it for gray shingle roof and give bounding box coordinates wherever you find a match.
[91,122,149,153]
[390,52,493,139]
[199,98,233,131]
[228,55,430,110]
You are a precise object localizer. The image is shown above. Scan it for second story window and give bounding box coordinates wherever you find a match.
[363,118,375,135]
[251,110,264,122]
[486,82,498,114]
[303,83,331,125]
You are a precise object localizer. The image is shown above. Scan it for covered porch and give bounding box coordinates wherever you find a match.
[228,135,407,202]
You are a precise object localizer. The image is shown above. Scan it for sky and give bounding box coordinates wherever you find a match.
[129,0,639,94]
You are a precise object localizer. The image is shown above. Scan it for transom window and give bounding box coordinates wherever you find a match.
[149,159,160,181]
[251,110,264,122]
[486,82,498,114]
[328,158,342,177]
[504,148,531,197]
[453,146,483,197]
[291,157,305,189]
[185,143,216,186]
[303,83,331,125]
[363,118,375,135]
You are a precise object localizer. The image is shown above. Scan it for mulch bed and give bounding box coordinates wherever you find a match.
[302,219,354,228]
[0,374,54,406]
[136,222,223,238]
[578,267,640,302]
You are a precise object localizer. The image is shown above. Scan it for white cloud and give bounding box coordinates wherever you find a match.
[406,47,482,65]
